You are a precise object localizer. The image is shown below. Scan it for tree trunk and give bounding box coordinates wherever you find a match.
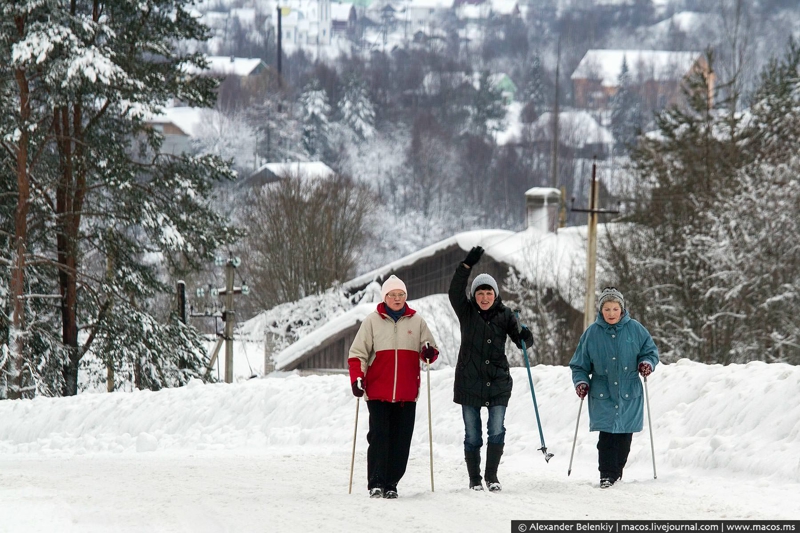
[8,56,32,400]
[55,103,85,396]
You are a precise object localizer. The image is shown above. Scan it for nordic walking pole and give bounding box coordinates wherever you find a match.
[348,397,360,494]
[514,311,554,462]
[426,359,435,492]
[644,376,657,479]
[567,397,584,476]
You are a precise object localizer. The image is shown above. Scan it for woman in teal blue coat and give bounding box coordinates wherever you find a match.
[569,287,659,488]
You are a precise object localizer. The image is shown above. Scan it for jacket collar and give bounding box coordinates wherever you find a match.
[377,302,416,319]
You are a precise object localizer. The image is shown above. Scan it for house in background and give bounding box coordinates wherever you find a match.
[571,49,709,111]
[145,107,207,155]
[274,0,333,46]
[525,110,614,159]
[487,72,517,104]
[197,56,268,79]
[270,187,588,374]
[331,2,357,36]
[243,161,336,188]
[406,0,454,30]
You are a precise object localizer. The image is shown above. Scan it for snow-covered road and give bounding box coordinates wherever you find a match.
[2,446,798,532]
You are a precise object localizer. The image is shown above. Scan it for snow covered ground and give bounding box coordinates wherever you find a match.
[1,360,799,531]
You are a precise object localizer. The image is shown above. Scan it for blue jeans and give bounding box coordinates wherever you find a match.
[462,405,506,452]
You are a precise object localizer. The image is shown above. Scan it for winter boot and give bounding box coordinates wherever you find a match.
[484,443,504,492]
[369,488,384,498]
[464,449,484,490]
[600,478,615,489]
[383,486,398,499]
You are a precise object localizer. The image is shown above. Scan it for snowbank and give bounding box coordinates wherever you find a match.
[1,359,798,483]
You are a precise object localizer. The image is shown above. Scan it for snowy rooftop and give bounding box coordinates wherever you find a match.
[331,2,355,20]
[571,49,703,87]
[531,111,614,147]
[146,106,208,137]
[408,0,453,10]
[346,225,602,311]
[251,161,336,181]
[185,56,265,77]
[489,0,518,16]
[343,229,512,291]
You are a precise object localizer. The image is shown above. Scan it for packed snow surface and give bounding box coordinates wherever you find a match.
[1,359,799,531]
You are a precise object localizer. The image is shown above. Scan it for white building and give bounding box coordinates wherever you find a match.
[275,0,333,46]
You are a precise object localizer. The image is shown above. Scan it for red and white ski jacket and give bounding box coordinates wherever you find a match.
[348,303,438,402]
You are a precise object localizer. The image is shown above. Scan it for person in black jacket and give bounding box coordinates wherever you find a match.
[449,246,533,492]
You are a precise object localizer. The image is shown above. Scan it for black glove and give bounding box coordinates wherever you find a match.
[463,246,484,268]
[352,377,364,397]
[520,326,533,346]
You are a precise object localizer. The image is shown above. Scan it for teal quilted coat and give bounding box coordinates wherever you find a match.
[569,311,659,433]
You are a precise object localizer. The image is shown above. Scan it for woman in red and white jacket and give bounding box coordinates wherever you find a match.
[348,275,439,499]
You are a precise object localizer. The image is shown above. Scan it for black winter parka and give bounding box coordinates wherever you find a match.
[449,263,526,407]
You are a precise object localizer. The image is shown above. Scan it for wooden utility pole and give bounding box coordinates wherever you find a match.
[191,256,248,383]
[550,35,561,189]
[222,260,235,384]
[277,7,283,77]
[571,157,619,330]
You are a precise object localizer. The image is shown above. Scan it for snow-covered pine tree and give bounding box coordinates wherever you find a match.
[610,56,643,155]
[607,48,785,364]
[681,40,800,364]
[521,53,547,118]
[299,81,332,159]
[340,76,376,141]
[469,71,507,137]
[1,0,240,397]
[690,162,800,364]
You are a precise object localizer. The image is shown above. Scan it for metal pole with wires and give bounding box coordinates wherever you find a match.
[348,397,360,494]
[514,311,554,462]
[644,376,657,479]
[567,397,584,476]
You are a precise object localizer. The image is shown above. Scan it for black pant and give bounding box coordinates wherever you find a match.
[597,431,633,481]
[366,400,416,490]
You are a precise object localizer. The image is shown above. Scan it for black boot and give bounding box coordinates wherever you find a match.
[464,449,484,490]
[485,443,504,492]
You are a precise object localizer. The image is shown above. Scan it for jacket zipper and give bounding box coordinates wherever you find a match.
[392,320,398,401]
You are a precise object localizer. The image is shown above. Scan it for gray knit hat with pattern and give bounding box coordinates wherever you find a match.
[598,287,625,310]
[471,273,499,298]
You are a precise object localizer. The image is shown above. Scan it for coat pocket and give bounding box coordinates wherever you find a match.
[589,378,611,400]
[619,377,643,401]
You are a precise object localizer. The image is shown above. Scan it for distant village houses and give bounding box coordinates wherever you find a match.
[571,49,710,111]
